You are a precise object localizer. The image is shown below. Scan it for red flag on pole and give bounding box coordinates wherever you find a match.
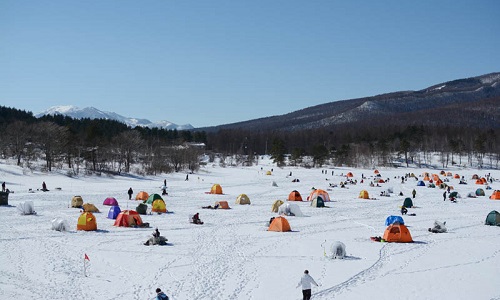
[84,253,90,261]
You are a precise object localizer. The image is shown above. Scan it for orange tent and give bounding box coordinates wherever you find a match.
[135,191,149,201]
[215,201,230,209]
[490,190,500,200]
[435,179,443,186]
[374,169,380,174]
[346,172,354,178]
[288,190,303,201]
[422,172,430,177]
[268,216,291,232]
[378,179,385,183]
[383,223,413,243]
[423,175,430,181]
[359,190,369,199]
[432,174,440,182]
[308,189,330,201]
[210,184,223,194]
[481,178,487,184]
[77,212,97,231]
[454,174,460,179]
[475,179,484,185]
[114,210,143,227]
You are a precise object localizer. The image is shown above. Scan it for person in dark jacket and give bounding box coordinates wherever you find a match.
[42,181,48,191]
[155,288,169,300]
[127,187,133,200]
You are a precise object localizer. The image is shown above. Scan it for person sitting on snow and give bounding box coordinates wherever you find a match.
[192,213,203,224]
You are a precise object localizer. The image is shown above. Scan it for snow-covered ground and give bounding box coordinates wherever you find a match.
[0,158,499,300]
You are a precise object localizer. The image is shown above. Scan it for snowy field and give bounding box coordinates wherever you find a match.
[0,158,499,300]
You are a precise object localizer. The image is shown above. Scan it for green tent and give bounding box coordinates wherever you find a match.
[311,196,325,208]
[403,197,413,208]
[485,210,500,226]
[449,191,459,198]
[136,203,148,215]
[476,188,485,196]
[145,193,163,204]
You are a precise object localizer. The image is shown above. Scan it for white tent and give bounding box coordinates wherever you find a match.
[330,241,346,259]
[277,202,304,217]
[17,201,36,215]
[51,217,70,232]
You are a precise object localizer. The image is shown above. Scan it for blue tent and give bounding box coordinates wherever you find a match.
[385,215,405,226]
[107,205,121,219]
[417,180,425,186]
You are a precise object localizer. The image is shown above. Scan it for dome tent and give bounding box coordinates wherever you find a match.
[107,206,121,219]
[271,200,284,212]
[103,197,118,206]
[383,223,413,243]
[277,202,304,217]
[71,196,83,208]
[485,210,500,226]
[77,212,97,231]
[268,216,291,232]
[135,191,149,201]
[51,217,70,232]
[210,184,223,194]
[18,201,36,215]
[330,241,346,259]
[235,194,251,205]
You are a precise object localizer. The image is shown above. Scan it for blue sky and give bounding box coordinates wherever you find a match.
[1,1,499,128]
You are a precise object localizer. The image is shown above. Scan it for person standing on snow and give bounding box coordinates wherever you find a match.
[127,187,133,200]
[412,189,416,199]
[297,269,319,300]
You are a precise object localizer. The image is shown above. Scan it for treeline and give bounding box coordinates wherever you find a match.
[1,105,499,173]
[206,123,499,169]
[0,106,207,175]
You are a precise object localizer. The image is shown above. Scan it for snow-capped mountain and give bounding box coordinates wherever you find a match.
[35,106,194,130]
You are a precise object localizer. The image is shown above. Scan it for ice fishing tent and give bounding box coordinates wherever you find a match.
[475,179,484,185]
[51,217,70,232]
[215,201,230,209]
[485,210,500,226]
[235,194,251,205]
[449,191,460,199]
[271,200,284,212]
[107,206,121,219]
[374,169,379,174]
[403,198,413,208]
[210,184,223,194]
[135,191,149,201]
[472,174,479,179]
[17,201,36,215]
[346,172,354,177]
[446,172,452,177]
[359,190,369,199]
[417,180,425,187]
[277,202,304,217]
[146,194,163,205]
[152,199,167,213]
[311,196,325,208]
[476,188,485,196]
[71,196,83,208]
[103,197,118,206]
[82,203,100,213]
[385,215,405,226]
[383,223,413,243]
[308,189,330,202]
[288,190,303,201]
[454,174,460,179]
[490,190,500,200]
[77,212,97,231]
[136,203,148,215]
[266,170,272,175]
[114,210,144,227]
[268,216,291,232]
[330,241,346,259]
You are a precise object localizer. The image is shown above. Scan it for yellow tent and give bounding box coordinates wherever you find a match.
[210,184,223,194]
[271,200,284,212]
[235,194,251,205]
[152,199,167,213]
[83,203,100,213]
[359,190,369,199]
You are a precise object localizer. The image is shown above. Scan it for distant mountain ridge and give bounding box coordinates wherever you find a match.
[36,105,194,130]
[198,72,500,132]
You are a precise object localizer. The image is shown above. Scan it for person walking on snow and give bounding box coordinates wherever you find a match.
[155,288,169,300]
[412,189,416,199]
[443,191,447,201]
[297,269,318,300]
[127,187,133,200]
